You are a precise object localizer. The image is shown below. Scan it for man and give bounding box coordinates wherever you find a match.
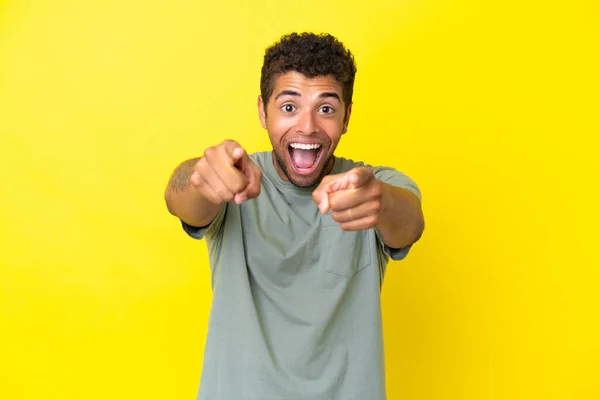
[165,32,424,400]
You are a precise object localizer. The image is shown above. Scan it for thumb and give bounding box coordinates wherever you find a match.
[314,191,330,214]
[312,177,338,214]
[234,160,262,204]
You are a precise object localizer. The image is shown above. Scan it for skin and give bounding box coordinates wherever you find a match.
[165,71,424,248]
[258,71,351,188]
[164,142,262,227]
[312,166,424,249]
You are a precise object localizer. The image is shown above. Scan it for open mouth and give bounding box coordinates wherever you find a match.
[287,142,324,176]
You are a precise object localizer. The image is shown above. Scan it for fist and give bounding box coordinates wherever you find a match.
[190,140,262,205]
[312,167,383,231]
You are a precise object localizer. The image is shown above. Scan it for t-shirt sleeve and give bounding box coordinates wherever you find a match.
[180,203,227,240]
[372,166,422,261]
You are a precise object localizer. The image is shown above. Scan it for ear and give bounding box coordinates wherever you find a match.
[342,103,353,134]
[258,95,267,129]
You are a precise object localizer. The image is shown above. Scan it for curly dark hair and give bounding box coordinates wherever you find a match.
[260,32,357,112]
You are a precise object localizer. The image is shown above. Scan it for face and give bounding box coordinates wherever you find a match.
[258,71,352,187]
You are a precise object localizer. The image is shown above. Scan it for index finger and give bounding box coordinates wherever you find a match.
[220,140,245,165]
[312,174,351,213]
[348,167,374,189]
[234,163,262,204]
[208,145,249,194]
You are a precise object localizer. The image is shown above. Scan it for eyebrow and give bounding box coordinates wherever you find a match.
[319,92,340,101]
[275,90,301,100]
[274,90,341,101]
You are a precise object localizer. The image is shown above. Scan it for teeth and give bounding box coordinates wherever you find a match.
[290,143,321,150]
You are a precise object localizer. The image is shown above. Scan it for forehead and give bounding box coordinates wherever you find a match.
[271,71,343,97]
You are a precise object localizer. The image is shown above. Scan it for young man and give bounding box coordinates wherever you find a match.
[165,32,424,400]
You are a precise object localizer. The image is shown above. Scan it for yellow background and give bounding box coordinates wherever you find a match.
[1,0,598,399]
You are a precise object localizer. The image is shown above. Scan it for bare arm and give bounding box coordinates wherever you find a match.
[376,183,424,249]
[164,140,262,229]
[313,166,424,249]
[164,158,221,228]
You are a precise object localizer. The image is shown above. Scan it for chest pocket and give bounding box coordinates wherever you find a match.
[319,223,372,279]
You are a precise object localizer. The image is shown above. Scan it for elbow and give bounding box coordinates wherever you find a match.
[164,188,178,217]
[408,204,425,245]
[412,215,425,244]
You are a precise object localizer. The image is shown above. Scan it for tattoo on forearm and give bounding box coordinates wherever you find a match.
[169,158,199,192]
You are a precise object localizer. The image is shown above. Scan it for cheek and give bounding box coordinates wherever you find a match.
[267,116,294,140]
[324,120,345,143]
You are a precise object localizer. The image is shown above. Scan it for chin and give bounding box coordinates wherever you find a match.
[288,173,322,188]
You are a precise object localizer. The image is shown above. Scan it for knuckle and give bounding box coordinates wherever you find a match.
[372,201,382,213]
[320,176,332,185]
[328,196,339,209]
[372,183,383,197]
[189,173,202,188]
[203,146,215,159]
[216,188,233,202]
[194,160,207,174]
[221,139,239,151]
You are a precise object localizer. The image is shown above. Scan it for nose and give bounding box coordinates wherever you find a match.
[296,109,318,135]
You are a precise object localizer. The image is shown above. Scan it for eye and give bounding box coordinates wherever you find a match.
[319,106,334,114]
[281,104,295,113]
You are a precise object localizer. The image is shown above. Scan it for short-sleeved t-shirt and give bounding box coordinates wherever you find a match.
[182,151,421,400]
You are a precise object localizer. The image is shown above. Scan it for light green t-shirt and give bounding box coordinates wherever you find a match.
[182,151,422,400]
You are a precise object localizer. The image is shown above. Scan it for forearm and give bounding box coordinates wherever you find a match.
[164,158,221,227]
[376,183,424,249]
